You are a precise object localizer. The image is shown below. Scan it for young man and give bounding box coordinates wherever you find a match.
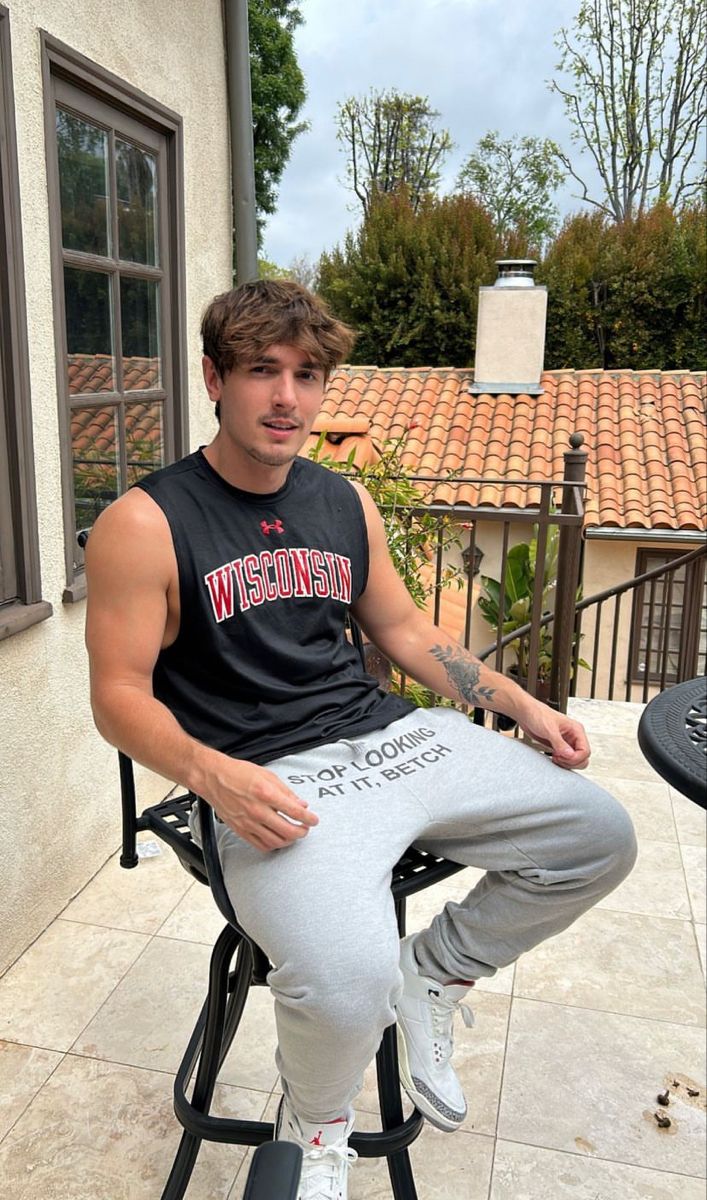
[86,280,636,1200]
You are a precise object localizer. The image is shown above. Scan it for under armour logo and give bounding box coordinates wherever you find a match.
[260,519,284,536]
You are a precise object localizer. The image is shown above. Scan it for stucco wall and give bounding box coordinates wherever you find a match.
[1,0,231,973]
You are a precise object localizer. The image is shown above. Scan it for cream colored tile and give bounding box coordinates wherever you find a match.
[584,775,677,842]
[158,878,226,943]
[514,907,705,1026]
[681,844,706,923]
[671,789,707,847]
[73,935,211,1070]
[499,998,707,1176]
[491,1138,707,1199]
[568,699,645,738]
[75,936,279,1093]
[355,991,510,1137]
[695,924,706,978]
[0,920,149,1051]
[585,732,665,782]
[0,1042,63,1142]
[62,842,193,934]
[597,839,692,920]
[349,1111,495,1200]
[0,1053,266,1199]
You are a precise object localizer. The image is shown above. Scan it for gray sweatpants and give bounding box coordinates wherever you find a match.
[202,708,636,1122]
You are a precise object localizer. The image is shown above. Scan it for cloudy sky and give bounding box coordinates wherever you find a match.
[261,0,595,268]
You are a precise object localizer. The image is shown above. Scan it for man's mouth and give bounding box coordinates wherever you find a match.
[262,419,300,431]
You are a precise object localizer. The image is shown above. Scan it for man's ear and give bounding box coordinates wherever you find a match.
[202,355,223,403]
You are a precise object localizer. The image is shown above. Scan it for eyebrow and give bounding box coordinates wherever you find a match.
[253,354,323,372]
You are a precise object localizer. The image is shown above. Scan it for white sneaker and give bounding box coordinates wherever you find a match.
[396,934,475,1132]
[275,1095,357,1200]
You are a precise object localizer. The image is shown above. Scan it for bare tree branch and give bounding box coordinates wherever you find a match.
[336,90,452,217]
[548,0,706,222]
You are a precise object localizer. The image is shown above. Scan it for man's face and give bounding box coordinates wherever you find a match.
[202,343,326,486]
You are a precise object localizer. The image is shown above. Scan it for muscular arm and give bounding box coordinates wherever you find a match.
[85,491,317,850]
[350,484,590,769]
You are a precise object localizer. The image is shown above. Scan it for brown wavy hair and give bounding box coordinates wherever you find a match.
[201,279,355,381]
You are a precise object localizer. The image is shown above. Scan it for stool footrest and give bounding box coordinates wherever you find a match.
[170,1107,424,1157]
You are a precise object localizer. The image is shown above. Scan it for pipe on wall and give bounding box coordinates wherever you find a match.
[224,0,259,284]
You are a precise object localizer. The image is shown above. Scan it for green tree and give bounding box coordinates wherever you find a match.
[539,202,706,369]
[257,257,293,279]
[249,0,308,239]
[456,132,565,250]
[549,0,707,221]
[318,190,499,366]
[336,90,453,216]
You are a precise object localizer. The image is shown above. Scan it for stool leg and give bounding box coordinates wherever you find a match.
[160,1129,201,1200]
[376,1024,419,1200]
[220,939,254,1070]
[161,925,245,1200]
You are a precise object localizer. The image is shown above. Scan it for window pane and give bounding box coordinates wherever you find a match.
[125,400,165,486]
[121,277,161,389]
[56,109,110,256]
[116,139,158,265]
[698,579,707,675]
[65,267,115,394]
[71,404,119,534]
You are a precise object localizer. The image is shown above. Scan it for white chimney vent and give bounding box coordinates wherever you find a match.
[470,259,547,395]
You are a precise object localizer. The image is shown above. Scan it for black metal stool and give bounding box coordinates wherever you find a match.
[118,752,464,1200]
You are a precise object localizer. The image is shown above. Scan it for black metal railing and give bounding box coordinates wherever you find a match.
[571,544,707,703]
[368,432,704,714]
[372,435,588,715]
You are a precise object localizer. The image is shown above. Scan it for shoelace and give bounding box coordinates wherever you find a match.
[429,993,475,1063]
[300,1142,358,1200]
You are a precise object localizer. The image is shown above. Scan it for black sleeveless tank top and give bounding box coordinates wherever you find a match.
[136,450,414,764]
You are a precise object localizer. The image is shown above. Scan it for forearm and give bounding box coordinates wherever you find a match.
[91,682,220,800]
[90,682,319,847]
[371,617,535,721]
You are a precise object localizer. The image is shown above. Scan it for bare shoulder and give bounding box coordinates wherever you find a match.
[347,478,381,523]
[85,487,175,586]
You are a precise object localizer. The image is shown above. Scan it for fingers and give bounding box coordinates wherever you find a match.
[254,774,319,827]
[522,711,591,771]
[216,765,320,852]
[551,721,591,770]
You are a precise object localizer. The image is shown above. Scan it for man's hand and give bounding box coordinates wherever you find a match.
[514,698,591,770]
[200,754,319,852]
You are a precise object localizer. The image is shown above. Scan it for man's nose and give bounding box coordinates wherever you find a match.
[272,371,297,406]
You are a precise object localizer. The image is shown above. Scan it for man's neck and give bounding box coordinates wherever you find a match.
[202,441,294,494]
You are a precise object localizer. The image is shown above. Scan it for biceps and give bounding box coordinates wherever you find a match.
[87,588,167,696]
[353,559,419,646]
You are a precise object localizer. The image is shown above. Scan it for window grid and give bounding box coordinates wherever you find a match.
[631,550,707,684]
[42,37,186,599]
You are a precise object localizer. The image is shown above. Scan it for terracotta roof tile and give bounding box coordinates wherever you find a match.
[309,367,706,531]
[68,354,161,395]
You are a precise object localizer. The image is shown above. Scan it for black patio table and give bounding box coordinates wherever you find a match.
[637,676,707,809]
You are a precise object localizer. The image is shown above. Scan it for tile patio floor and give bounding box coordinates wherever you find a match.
[0,700,705,1199]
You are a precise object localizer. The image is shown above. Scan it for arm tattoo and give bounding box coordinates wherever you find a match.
[429,643,497,707]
